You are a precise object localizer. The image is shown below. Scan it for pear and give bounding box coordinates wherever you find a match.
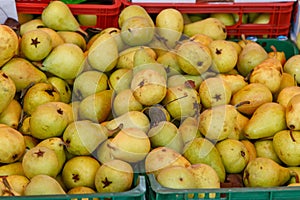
[178,116,201,145]
[148,121,184,153]
[3,175,30,195]
[112,89,143,117]
[47,76,72,104]
[20,19,44,36]
[157,51,184,76]
[216,138,250,173]
[62,156,100,190]
[199,76,232,108]
[0,162,24,176]
[234,112,250,140]
[188,163,220,189]
[244,102,286,139]
[120,16,155,47]
[57,31,87,51]
[38,27,65,49]
[73,70,108,101]
[155,8,184,49]
[108,127,151,163]
[145,146,191,177]
[1,57,47,92]
[274,72,297,100]
[104,111,150,133]
[36,137,67,174]
[108,68,133,94]
[230,83,273,116]
[286,94,300,130]
[24,174,66,195]
[132,46,157,68]
[41,1,85,34]
[0,25,19,67]
[0,99,22,129]
[94,159,133,193]
[183,17,227,40]
[94,139,115,164]
[20,29,52,61]
[29,101,71,139]
[67,186,96,195]
[241,139,257,162]
[276,86,300,109]
[183,137,226,182]
[87,33,119,73]
[131,68,167,106]
[156,165,196,189]
[22,146,60,179]
[287,167,300,184]
[62,120,108,156]
[163,85,200,120]
[209,39,238,73]
[78,90,113,123]
[97,27,128,52]
[118,5,154,28]
[243,157,291,187]
[167,74,203,91]
[0,126,25,163]
[176,40,212,75]
[254,139,282,164]
[217,73,248,95]
[0,71,16,114]
[237,40,269,77]
[40,43,85,80]
[253,13,270,24]
[210,13,235,26]
[18,116,31,136]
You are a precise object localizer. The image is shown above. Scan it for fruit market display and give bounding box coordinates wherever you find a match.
[1,0,300,197]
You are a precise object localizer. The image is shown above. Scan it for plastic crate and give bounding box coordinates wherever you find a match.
[1,175,146,200]
[120,0,295,38]
[147,173,300,200]
[15,0,122,29]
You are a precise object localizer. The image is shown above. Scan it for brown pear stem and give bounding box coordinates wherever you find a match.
[163,94,188,107]
[107,123,123,137]
[270,45,277,58]
[289,128,296,142]
[234,100,250,109]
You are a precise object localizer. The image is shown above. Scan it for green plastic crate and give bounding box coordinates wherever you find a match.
[0,175,146,200]
[147,174,300,200]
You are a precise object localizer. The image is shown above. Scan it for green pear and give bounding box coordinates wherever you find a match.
[94,139,115,164]
[241,139,257,162]
[234,112,249,140]
[167,74,203,91]
[40,43,85,80]
[0,162,24,176]
[108,127,151,163]
[237,41,269,77]
[47,76,72,104]
[188,163,220,188]
[38,27,65,49]
[243,157,291,187]
[145,146,191,177]
[87,33,119,73]
[0,126,25,163]
[1,57,47,92]
[104,111,150,134]
[163,85,200,120]
[41,0,85,34]
[57,31,87,51]
[273,130,300,166]
[0,71,16,114]
[183,17,227,40]
[22,146,60,179]
[210,13,235,26]
[98,27,128,52]
[118,5,154,28]
[133,45,157,67]
[230,83,273,116]
[287,167,300,184]
[199,76,232,108]
[277,86,300,109]
[155,8,184,49]
[73,70,108,101]
[176,40,212,75]
[148,121,184,153]
[94,159,133,193]
[62,120,108,156]
[217,73,248,95]
[62,156,100,190]
[254,139,282,164]
[20,29,52,61]
[108,68,133,94]
[24,174,66,195]
[78,89,113,123]
[37,137,66,174]
[0,25,19,67]
[216,138,250,173]
[157,51,183,76]
[244,102,286,139]
[183,137,226,182]
[120,16,155,46]
[209,39,238,73]
[286,94,300,130]
[156,165,196,189]
[29,101,71,139]
[253,13,270,24]
[178,116,201,145]
[112,89,143,117]
[0,99,22,129]
[20,19,44,36]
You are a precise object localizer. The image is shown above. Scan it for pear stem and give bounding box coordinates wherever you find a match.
[234,100,251,109]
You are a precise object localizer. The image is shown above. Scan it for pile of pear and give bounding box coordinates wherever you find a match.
[2,0,300,197]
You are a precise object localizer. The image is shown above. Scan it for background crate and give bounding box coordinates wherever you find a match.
[121,0,294,38]
[147,173,300,200]
[1,175,146,200]
[16,0,122,29]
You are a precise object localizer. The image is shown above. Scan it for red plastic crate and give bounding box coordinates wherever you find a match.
[121,0,295,38]
[16,0,122,29]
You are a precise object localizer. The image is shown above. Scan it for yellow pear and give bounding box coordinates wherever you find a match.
[276,86,300,109]
[0,25,19,67]
[286,94,300,130]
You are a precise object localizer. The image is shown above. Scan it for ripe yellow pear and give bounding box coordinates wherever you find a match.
[0,25,19,67]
